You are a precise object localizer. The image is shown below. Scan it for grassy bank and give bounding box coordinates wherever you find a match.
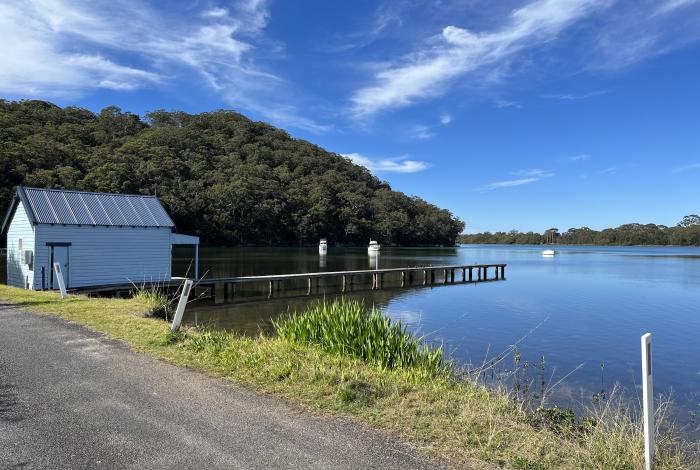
[0,285,696,470]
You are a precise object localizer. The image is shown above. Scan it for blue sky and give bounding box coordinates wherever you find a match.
[2,0,700,233]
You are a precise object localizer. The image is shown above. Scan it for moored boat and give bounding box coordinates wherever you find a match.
[542,249,556,256]
[368,239,380,253]
[319,238,328,254]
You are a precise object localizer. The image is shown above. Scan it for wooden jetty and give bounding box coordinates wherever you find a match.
[72,263,507,303]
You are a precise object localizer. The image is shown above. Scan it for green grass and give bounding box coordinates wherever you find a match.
[0,285,696,470]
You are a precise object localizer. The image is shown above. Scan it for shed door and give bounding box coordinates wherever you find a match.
[50,246,70,289]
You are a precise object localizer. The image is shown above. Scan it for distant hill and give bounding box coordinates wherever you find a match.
[0,99,463,246]
[458,218,700,246]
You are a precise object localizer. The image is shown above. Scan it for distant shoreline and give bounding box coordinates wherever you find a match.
[458,242,700,248]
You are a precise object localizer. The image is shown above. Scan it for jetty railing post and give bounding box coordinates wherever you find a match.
[53,262,67,299]
[194,245,199,280]
[171,279,193,332]
[642,333,654,470]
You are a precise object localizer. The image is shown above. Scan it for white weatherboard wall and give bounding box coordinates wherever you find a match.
[6,201,35,289]
[33,225,172,289]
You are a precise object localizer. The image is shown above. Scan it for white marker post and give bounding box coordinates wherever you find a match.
[53,262,67,299]
[641,333,654,470]
[171,279,193,332]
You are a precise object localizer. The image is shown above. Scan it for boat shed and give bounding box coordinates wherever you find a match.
[1,186,199,290]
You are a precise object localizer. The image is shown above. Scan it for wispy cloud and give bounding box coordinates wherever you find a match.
[569,154,591,161]
[593,0,700,69]
[323,3,402,53]
[349,0,700,119]
[672,162,700,173]
[342,153,430,173]
[408,114,453,140]
[483,169,554,190]
[0,0,328,133]
[495,99,522,109]
[350,0,610,118]
[410,125,435,140]
[543,90,611,100]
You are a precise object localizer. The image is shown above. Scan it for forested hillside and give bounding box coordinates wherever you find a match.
[459,216,700,246]
[0,100,463,246]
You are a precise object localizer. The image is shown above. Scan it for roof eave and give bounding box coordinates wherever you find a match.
[1,186,38,234]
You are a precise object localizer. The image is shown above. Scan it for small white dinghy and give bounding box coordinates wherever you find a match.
[319,238,328,254]
[368,239,380,253]
[542,249,556,256]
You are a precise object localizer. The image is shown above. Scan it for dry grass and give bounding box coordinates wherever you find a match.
[0,285,696,470]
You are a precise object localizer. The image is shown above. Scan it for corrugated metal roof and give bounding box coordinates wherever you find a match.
[18,187,175,228]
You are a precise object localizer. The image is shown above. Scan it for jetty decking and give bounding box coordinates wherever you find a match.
[72,263,506,303]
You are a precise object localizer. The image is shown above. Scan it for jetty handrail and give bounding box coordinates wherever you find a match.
[210,263,507,283]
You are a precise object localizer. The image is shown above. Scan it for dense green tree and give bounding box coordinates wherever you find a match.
[678,214,700,227]
[0,99,464,246]
[459,221,700,246]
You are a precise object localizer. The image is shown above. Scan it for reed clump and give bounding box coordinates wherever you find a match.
[273,299,445,376]
[132,288,172,318]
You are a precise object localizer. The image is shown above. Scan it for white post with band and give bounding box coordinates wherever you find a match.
[171,279,194,332]
[641,333,654,470]
[53,262,67,299]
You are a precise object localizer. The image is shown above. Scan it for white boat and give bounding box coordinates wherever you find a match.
[542,249,556,256]
[368,239,380,253]
[319,238,328,254]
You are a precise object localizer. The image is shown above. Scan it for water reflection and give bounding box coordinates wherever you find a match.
[368,252,380,269]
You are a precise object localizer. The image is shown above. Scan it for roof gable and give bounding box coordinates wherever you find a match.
[3,186,175,230]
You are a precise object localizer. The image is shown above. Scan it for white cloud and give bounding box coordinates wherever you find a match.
[440,114,452,125]
[543,90,611,100]
[342,153,430,173]
[0,1,161,96]
[484,169,554,190]
[202,7,229,19]
[350,0,610,118]
[0,0,328,133]
[569,154,591,161]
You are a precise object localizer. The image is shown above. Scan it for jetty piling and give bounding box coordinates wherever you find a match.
[72,263,507,303]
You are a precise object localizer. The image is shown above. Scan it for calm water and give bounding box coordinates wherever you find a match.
[173,245,700,425]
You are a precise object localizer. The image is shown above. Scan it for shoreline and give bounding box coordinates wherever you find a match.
[0,285,695,470]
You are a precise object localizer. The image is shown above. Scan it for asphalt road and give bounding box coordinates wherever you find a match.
[0,304,443,469]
